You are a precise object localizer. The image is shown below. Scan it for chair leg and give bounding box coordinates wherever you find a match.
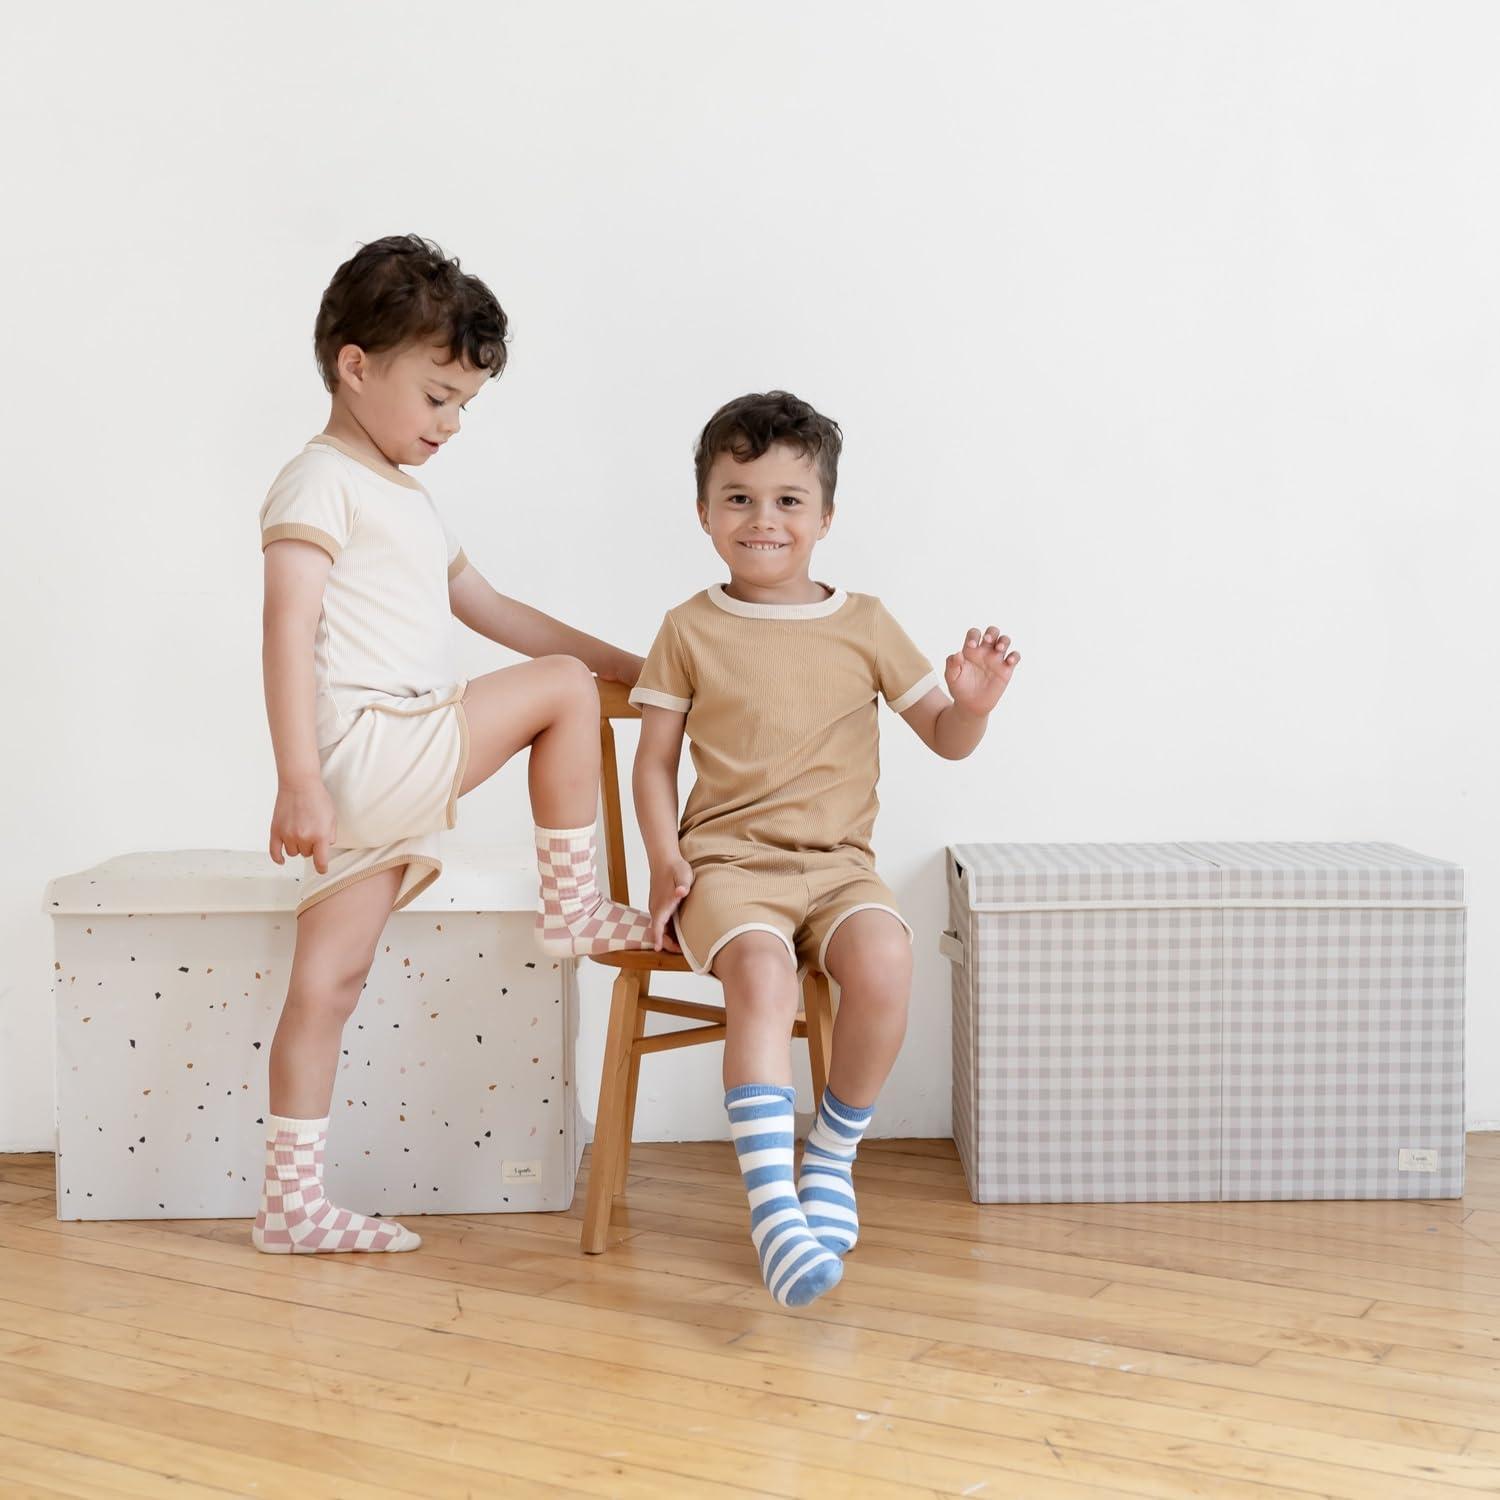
[616,983,650,1188]
[803,970,835,1110]
[582,969,642,1254]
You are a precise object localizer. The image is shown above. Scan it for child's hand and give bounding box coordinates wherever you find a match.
[269,778,338,875]
[945,626,1021,718]
[597,650,645,687]
[648,857,694,952]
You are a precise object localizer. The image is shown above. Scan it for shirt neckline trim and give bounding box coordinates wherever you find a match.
[307,433,425,492]
[706,582,848,619]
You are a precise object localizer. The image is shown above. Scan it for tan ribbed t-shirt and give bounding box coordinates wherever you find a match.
[630,584,939,863]
[259,435,468,749]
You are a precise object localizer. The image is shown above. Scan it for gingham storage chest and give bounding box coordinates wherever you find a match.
[944,842,1465,1204]
[44,847,583,1221]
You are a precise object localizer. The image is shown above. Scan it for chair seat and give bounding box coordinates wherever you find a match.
[587,948,693,972]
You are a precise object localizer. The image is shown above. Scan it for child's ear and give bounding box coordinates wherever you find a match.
[697,501,710,534]
[336,344,368,392]
[818,502,835,539]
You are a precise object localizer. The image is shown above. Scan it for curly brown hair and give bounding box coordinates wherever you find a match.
[313,234,509,393]
[694,390,843,512]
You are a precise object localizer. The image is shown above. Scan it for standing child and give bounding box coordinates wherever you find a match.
[255,234,666,1254]
[630,391,1020,1307]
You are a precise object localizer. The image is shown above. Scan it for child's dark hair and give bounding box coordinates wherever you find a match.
[694,391,843,511]
[313,234,509,393]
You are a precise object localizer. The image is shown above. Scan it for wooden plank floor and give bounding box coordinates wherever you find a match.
[1,1137,1499,1500]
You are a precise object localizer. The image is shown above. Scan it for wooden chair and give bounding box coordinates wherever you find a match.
[580,678,836,1253]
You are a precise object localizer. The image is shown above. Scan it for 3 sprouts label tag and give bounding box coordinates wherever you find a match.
[502,1160,542,1182]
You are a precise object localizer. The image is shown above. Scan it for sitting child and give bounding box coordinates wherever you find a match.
[630,390,1020,1306]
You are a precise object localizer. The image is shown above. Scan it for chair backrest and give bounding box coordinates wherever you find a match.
[596,679,641,906]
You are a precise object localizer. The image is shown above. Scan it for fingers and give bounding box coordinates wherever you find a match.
[650,904,670,950]
[663,889,688,953]
[271,818,342,875]
[651,883,691,951]
[651,885,690,950]
[961,626,1014,666]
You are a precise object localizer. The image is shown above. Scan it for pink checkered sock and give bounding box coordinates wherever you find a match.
[251,1115,421,1254]
[534,823,655,957]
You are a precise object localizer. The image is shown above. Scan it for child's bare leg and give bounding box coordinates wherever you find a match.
[821,910,913,1107]
[459,657,657,956]
[268,866,402,1116]
[458,655,599,822]
[255,867,420,1253]
[713,932,841,1306]
[798,910,913,1256]
[714,931,800,1089]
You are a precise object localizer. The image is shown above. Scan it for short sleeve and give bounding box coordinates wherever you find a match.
[874,599,940,713]
[628,612,693,714]
[441,512,468,580]
[260,461,355,563]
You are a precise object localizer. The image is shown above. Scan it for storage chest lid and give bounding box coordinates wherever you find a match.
[43,845,541,916]
[1177,841,1463,904]
[949,841,1463,908]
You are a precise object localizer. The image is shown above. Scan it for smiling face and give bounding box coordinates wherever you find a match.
[331,340,491,469]
[698,442,834,599]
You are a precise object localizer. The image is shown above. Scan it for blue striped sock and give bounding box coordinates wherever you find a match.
[797,1086,873,1255]
[725,1084,843,1308]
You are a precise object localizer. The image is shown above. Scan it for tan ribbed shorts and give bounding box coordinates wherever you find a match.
[296,681,471,918]
[672,847,913,978]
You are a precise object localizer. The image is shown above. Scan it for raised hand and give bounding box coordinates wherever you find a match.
[944,625,1021,718]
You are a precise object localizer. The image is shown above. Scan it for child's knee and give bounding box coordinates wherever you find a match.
[284,966,365,1024]
[288,935,377,1018]
[828,917,913,992]
[713,931,798,1016]
[538,653,598,710]
[876,930,915,982]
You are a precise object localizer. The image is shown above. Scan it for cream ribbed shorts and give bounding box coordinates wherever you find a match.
[296,681,470,917]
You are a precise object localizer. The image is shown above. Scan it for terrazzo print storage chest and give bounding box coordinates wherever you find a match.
[944,842,1465,1204]
[44,848,582,1221]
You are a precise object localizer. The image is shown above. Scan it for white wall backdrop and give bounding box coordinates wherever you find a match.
[3,1,1496,1150]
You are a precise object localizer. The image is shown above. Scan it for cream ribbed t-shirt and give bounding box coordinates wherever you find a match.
[259,435,469,749]
[630,584,939,863]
